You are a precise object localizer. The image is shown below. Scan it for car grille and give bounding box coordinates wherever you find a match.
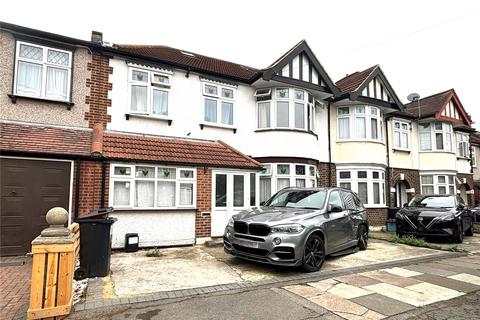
[234,234,265,242]
[233,221,270,236]
[234,221,248,234]
[232,244,269,256]
[249,224,270,236]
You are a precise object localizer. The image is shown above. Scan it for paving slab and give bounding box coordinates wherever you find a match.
[413,273,480,293]
[403,263,457,277]
[363,283,432,307]
[307,278,339,292]
[405,282,464,303]
[283,284,325,298]
[360,270,423,287]
[351,293,415,316]
[335,309,385,320]
[432,262,480,277]
[381,267,422,277]
[333,274,381,287]
[308,292,370,315]
[326,282,372,299]
[438,259,480,270]
[448,273,480,285]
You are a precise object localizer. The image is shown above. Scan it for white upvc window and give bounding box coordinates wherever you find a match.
[420,174,455,195]
[110,164,196,209]
[419,122,453,151]
[258,163,317,202]
[456,132,469,158]
[336,106,383,142]
[129,67,171,116]
[337,168,385,207]
[256,88,315,132]
[393,120,410,150]
[203,82,235,126]
[472,147,477,167]
[14,41,72,102]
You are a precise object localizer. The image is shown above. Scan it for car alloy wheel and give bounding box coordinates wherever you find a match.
[454,220,463,243]
[302,234,325,272]
[357,225,368,250]
[465,220,474,237]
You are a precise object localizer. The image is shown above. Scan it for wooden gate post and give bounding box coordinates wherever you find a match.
[27,207,76,320]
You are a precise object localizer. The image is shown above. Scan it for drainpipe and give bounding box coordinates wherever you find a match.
[327,100,332,187]
[100,159,106,208]
[74,158,81,219]
[385,117,391,208]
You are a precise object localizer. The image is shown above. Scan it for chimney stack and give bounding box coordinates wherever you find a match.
[91,31,103,45]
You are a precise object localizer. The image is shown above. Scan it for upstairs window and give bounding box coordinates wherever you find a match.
[456,132,469,158]
[419,122,452,151]
[203,82,235,126]
[472,147,477,167]
[337,106,383,142]
[129,67,171,116]
[256,88,315,132]
[14,41,72,101]
[393,120,410,150]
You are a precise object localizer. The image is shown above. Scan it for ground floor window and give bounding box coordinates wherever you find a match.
[259,163,317,202]
[337,167,385,207]
[110,163,196,209]
[420,174,455,195]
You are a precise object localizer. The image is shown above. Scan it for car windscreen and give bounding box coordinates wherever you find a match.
[408,195,455,208]
[265,189,327,209]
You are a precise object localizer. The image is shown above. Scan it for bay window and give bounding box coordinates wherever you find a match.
[419,122,452,151]
[337,168,385,207]
[110,164,196,209]
[256,88,316,132]
[472,148,477,167]
[456,132,469,158]
[421,174,455,195]
[203,82,235,126]
[129,67,171,116]
[259,163,317,202]
[14,41,72,101]
[393,120,410,150]
[337,106,383,141]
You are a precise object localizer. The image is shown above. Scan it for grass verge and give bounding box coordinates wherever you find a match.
[389,235,469,253]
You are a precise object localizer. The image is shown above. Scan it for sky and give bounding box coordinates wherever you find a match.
[2,0,479,127]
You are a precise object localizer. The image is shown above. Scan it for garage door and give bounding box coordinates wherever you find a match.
[0,158,71,256]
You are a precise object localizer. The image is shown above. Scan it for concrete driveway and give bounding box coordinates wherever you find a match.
[106,239,443,297]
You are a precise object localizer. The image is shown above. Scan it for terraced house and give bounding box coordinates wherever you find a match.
[0,21,476,255]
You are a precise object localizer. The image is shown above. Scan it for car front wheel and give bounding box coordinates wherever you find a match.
[302,234,325,272]
[357,225,368,250]
[465,219,474,237]
[453,220,463,243]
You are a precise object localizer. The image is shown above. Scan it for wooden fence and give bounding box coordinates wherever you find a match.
[27,222,80,320]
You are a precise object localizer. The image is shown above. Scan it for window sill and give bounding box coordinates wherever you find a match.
[419,151,456,155]
[125,113,173,125]
[336,139,385,145]
[111,207,196,212]
[457,156,471,161]
[254,128,318,139]
[392,148,411,154]
[8,94,74,110]
[200,122,237,133]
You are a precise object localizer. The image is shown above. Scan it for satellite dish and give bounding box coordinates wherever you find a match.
[407,93,420,102]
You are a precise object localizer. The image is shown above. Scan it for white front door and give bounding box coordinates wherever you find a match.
[395,181,408,207]
[211,171,254,237]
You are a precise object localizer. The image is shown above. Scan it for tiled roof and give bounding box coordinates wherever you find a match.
[336,65,378,93]
[103,132,261,169]
[404,89,453,118]
[0,122,92,156]
[116,45,259,82]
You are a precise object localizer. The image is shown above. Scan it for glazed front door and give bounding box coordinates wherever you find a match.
[211,171,250,237]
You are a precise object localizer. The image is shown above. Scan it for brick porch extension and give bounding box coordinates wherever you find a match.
[0,256,31,320]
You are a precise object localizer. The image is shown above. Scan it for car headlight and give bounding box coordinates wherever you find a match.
[437,215,455,221]
[228,217,234,227]
[271,224,305,234]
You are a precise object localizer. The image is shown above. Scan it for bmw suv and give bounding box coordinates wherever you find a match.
[223,187,369,272]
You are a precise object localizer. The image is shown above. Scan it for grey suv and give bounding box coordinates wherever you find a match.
[224,187,369,272]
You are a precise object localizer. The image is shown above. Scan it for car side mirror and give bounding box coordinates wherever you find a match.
[259,201,265,206]
[327,204,343,213]
[402,203,408,208]
[457,204,465,210]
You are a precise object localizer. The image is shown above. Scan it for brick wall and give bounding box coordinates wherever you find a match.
[85,52,112,128]
[318,162,336,187]
[389,168,420,206]
[75,160,109,217]
[367,208,388,226]
[195,167,212,237]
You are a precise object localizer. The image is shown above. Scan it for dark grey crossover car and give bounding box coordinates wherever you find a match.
[223,187,369,272]
[395,194,474,243]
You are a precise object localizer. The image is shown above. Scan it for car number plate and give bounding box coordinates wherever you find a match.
[237,239,258,248]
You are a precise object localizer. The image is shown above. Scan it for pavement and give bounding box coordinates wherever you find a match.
[68,253,480,320]
[104,239,441,297]
[0,256,31,320]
